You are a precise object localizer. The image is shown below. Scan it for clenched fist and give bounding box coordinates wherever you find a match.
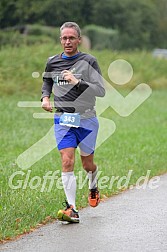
[62,70,80,85]
[42,97,53,112]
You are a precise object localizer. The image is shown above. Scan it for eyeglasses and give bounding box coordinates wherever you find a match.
[60,36,80,42]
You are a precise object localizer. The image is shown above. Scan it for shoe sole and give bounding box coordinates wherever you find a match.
[57,210,79,223]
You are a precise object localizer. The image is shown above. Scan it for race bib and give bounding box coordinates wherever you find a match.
[59,113,80,128]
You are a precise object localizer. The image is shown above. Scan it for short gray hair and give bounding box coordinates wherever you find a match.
[60,22,81,37]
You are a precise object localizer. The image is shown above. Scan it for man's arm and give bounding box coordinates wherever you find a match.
[75,58,105,97]
[41,61,53,112]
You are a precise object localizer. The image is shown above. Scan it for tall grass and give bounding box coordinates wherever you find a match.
[0,44,167,96]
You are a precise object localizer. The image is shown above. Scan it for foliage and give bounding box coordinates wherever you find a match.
[0,0,167,49]
[0,30,54,48]
[83,25,119,50]
[0,24,60,48]
[93,0,159,49]
[151,0,167,48]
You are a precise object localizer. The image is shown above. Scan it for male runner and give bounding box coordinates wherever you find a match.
[41,22,105,223]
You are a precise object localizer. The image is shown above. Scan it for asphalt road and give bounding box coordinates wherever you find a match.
[1,174,167,252]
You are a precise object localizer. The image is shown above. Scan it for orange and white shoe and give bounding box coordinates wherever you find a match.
[88,187,100,207]
[57,201,79,223]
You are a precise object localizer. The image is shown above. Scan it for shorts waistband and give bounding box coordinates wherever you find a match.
[55,107,94,114]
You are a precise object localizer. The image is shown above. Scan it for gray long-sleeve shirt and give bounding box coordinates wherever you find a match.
[41,52,105,117]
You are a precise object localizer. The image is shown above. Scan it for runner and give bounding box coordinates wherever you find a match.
[41,22,105,223]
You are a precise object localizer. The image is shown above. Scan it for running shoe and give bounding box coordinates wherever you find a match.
[88,187,100,207]
[57,200,79,223]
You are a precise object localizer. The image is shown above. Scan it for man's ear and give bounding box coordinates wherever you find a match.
[78,37,82,44]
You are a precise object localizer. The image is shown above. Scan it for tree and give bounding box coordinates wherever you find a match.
[151,0,167,48]
[0,0,166,49]
[92,0,158,49]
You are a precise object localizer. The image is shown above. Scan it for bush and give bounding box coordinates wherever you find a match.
[26,24,60,42]
[0,30,55,48]
[0,30,22,47]
[0,24,60,48]
[83,24,119,50]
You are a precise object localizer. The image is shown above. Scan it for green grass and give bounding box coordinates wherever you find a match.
[0,44,167,241]
[0,44,167,96]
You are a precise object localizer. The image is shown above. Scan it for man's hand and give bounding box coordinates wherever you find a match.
[62,70,79,85]
[42,97,53,112]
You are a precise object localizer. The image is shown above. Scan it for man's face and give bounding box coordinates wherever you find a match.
[60,28,81,56]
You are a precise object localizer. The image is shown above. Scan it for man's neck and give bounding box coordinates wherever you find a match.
[62,51,80,59]
[63,50,79,57]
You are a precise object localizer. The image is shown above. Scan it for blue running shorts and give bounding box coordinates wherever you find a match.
[54,115,99,154]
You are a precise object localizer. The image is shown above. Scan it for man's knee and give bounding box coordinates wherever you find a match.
[62,157,74,171]
[60,150,75,171]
